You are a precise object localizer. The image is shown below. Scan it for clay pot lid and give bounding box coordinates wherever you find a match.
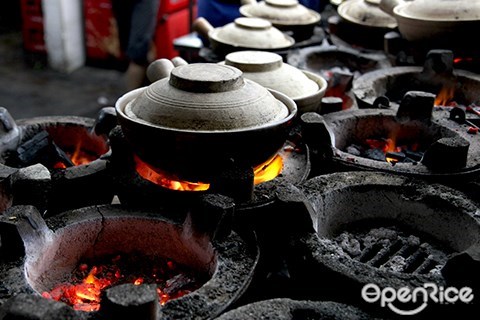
[223,51,319,99]
[124,63,291,131]
[394,0,480,21]
[338,0,397,28]
[240,0,321,26]
[210,17,295,50]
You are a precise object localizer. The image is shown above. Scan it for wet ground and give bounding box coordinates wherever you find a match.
[0,29,127,122]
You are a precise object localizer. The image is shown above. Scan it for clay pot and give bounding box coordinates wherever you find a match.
[192,17,295,56]
[337,0,397,29]
[239,0,321,41]
[379,0,480,47]
[222,50,328,114]
[115,61,297,181]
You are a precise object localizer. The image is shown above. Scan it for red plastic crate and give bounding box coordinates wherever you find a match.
[159,0,191,15]
[154,6,197,60]
[20,0,45,53]
[84,0,123,61]
[20,0,42,20]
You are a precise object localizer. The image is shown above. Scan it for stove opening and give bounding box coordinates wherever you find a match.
[341,116,440,164]
[24,214,215,314]
[4,124,109,170]
[353,50,480,109]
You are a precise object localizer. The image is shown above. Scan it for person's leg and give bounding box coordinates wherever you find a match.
[111,0,135,55]
[125,0,160,90]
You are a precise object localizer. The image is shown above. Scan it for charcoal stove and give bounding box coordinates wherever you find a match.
[353,50,480,109]
[107,122,310,211]
[0,109,114,215]
[287,40,391,112]
[384,30,480,73]
[287,41,391,77]
[0,202,258,320]
[287,171,480,319]
[302,86,480,184]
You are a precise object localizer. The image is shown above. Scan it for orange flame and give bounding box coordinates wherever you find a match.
[53,140,99,169]
[134,155,210,191]
[135,153,284,191]
[69,141,95,166]
[435,84,456,107]
[253,154,283,185]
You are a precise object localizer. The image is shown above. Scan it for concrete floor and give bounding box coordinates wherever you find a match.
[0,30,127,122]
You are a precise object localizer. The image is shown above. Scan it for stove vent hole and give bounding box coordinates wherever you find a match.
[334,226,450,275]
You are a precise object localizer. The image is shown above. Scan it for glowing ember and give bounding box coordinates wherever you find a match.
[454,57,474,65]
[346,135,423,164]
[42,253,206,312]
[365,138,401,163]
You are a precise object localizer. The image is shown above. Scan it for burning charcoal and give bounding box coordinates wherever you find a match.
[363,148,386,161]
[14,130,74,168]
[51,142,75,167]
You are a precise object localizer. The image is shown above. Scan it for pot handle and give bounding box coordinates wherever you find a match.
[171,56,188,67]
[192,17,214,40]
[146,58,175,82]
[379,0,402,16]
